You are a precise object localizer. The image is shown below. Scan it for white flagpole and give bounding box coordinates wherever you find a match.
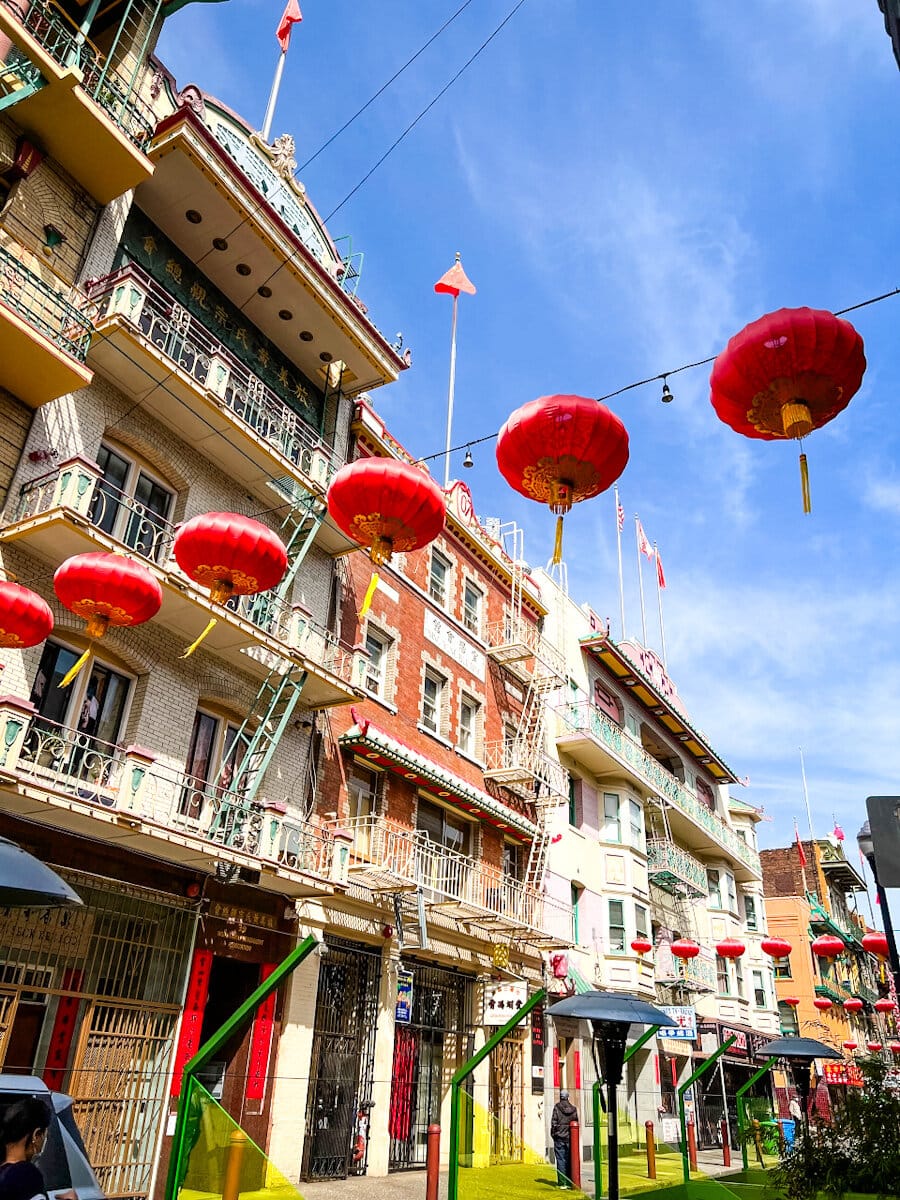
[654,541,668,669]
[442,273,460,489]
[615,487,626,641]
[635,516,648,645]
[799,746,816,844]
[261,50,287,142]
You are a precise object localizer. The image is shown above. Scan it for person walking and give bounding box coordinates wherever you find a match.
[0,1097,53,1200]
[550,1090,578,1188]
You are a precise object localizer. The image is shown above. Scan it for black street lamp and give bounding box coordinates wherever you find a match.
[0,838,82,907]
[759,1035,841,1139]
[856,820,900,1000]
[548,990,671,1200]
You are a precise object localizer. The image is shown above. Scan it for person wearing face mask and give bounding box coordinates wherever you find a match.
[0,1097,55,1200]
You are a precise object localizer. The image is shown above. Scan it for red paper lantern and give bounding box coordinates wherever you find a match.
[761,937,792,959]
[813,997,833,1012]
[710,307,865,512]
[0,581,53,648]
[843,1041,858,1052]
[843,998,864,1013]
[811,934,846,961]
[631,938,652,956]
[174,512,288,604]
[716,939,746,959]
[327,459,446,567]
[889,1043,900,1056]
[874,998,896,1014]
[495,394,629,563]
[671,939,700,960]
[783,996,800,1007]
[867,1042,883,1053]
[862,931,889,959]
[54,553,162,685]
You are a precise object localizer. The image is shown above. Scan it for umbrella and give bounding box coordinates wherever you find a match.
[0,1077,102,1200]
[759,1036,841,1132]
[0,839,82,908]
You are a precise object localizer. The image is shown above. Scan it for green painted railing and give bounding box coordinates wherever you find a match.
[647,839,708,896]
[0,243,93,359]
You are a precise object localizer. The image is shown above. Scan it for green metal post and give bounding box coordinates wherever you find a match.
[448,987,546,1200]
[165,933,318,1200]
[589,1026,657,1200]
[736,1057,776,1171]
[677,1034,737,1184]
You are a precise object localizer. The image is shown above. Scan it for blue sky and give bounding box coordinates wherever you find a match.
[157,2,900,871]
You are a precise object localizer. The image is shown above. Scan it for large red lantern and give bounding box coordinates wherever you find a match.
[889,1043,900,1056]
[812,934,846,962]
[843,998,864,1013]
[862,931,889,959]
[813,997,833,1012]
[716,939,746,959]
[867,1042,883,1053]
[0,580,53,648]
[671,939,700,960]
[843,1041,858,1052]
[327,458,446,616]
[874,998,896,1014]
[783,996,800,1007]
[710,308,865,512]
[54,553,162,685]
[173,512,288,654]
[631,938,653,957]
[761,937,792,959]
[495,394,629,563]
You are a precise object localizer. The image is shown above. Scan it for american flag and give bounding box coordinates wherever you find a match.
[616,499,625,533]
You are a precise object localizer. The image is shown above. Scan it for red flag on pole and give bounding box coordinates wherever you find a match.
[636,519,654,560]
[277,0,302,51]
[434,254,476,297]
[795,821,808,868]
[656,550,666,589]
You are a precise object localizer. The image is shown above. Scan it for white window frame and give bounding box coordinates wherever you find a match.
[744,894,758,931]
[707,868,723,910]
[93,441,175,561]
[603,792,622,844]
[752,969,766,1008]
[458,694,480,758]
[429,550,451,607]
[628,798,643,849]
[364,627,389,698]
[463,580,483,636]
[608,899,627,954]
[422,669,445,735]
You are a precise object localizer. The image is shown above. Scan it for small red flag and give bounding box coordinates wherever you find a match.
[277,0,302,51]
[795,823,808,868]
[434,254,476,298]
[636,519,654,560]
[656,550,666,589]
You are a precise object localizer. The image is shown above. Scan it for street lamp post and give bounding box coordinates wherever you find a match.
[856,820,900,999]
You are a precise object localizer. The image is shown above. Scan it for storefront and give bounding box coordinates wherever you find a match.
[694,1021,773,1149]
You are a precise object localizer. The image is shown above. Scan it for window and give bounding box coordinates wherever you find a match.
[603,793,621,843]
[778,1000,800,1036]
[349,764,379,822]
[572,883,583,943]
[707,869,722,909]
[773,957,792,980]
[716,956,730,995]
[29,640,130,763]
[180,709,252,821]
[568,775,578,828]
[463,581,482,635]
[421,670,445,734]
[635,903,649,941]
[608,900,626,953]
[744,895,758,930]
[734,955,744,998]
[91,443,174,563]
[725,872,738,912]
[364,629,389,697]
[417,797,471,856]
[458,695,480,756]
[503,841,521,881]
[628,798,644,849]
[429,551,450,606]
[752,969,767,1008]
[417,797,473,899]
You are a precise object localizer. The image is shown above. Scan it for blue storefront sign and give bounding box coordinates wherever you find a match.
[395,968,414,1024]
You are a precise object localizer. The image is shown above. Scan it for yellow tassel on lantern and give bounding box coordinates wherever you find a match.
[799,451,811,514]
[552,516,564,565]
[181,617,218,658]
[358,573,380,620]
[59,647,91,688]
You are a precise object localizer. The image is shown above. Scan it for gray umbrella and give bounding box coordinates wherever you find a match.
[547,991,670,1200]
[0,838,82,908]
[759,1035,841,1133]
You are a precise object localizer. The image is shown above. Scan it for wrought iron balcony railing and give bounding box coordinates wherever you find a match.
[9,462,355,685]
[87,263,341,490]
[647,838,708,897]
[340,815,573,942]
[15,715,333,876]
[558,701,760,874]
[0,242,93,360]
[1,0,155,148]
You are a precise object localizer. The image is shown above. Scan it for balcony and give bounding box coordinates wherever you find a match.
[0,0,154,203]
[485,612,565,682]
[0,707,343,899]
[647,838,708,897]
[339,815,573,947]
[85,265,354,553]
[482,738,569,803]
[556,701,760,879]
[656,953,718,994]
[1,458,363,707]
[0,241,93,405]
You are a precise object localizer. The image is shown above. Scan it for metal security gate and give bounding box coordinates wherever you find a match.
[301,937,381,1180]
[388,963,472,1171]
[0,868,197,1199]
[489,1031,525,1163]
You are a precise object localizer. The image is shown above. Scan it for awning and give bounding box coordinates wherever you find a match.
[339,712,537,841]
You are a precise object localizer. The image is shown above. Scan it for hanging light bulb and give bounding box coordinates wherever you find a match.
[661,377,674,404]
[463,447,474,469]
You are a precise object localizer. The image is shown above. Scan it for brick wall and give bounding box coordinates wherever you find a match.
[760,842,822,903]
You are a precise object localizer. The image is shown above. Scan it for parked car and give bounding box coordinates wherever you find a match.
[0,1075,104,1200]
